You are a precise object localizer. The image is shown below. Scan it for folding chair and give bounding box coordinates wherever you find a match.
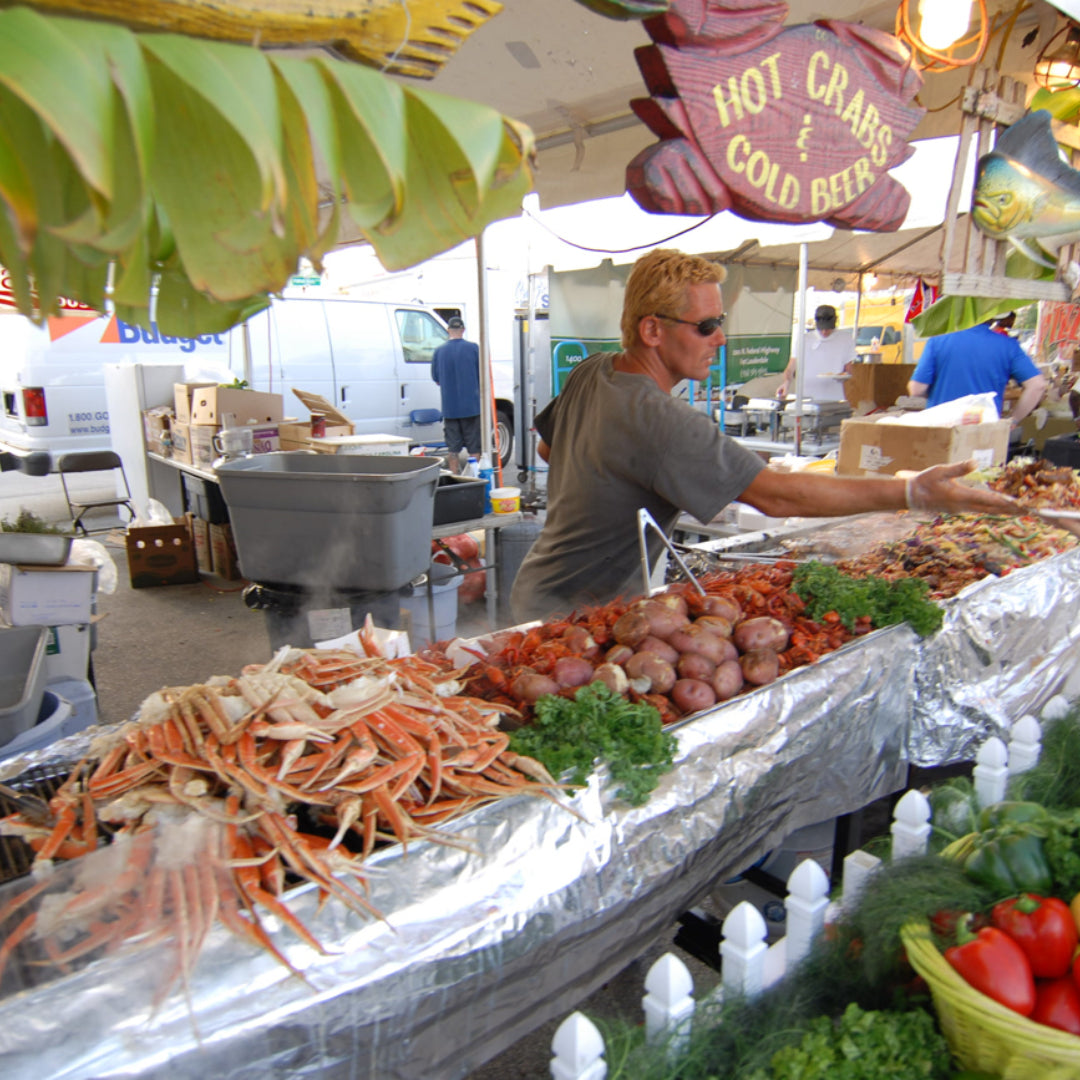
[56,451,138,535]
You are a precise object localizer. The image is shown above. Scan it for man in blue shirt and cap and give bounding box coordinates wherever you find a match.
[907,319,1046,436]
[431,316,481,473]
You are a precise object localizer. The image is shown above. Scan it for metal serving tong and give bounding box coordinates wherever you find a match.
[1034,508,1080,521]
[637,508,707,598]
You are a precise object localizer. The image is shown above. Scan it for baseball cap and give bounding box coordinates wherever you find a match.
[814,305,837,328]
[446,316,464,329]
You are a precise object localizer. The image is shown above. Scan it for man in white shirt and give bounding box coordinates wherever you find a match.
[776,304,856,401]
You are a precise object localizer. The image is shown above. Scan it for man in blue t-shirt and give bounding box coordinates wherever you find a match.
[908,320,1046,435]
[431,316,481,473]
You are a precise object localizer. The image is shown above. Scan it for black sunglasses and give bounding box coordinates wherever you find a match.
[652,312,727,336]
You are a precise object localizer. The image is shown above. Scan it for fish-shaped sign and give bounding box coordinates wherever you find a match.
[626,0,924,231]
[972,109,1080,267]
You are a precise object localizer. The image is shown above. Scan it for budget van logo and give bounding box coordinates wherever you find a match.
[100,316,226,353]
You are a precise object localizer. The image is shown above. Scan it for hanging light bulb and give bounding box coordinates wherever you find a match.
[1034,26,1080,91]
[918,0,974,51]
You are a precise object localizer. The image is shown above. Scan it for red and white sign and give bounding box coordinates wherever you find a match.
[628,0,924,232]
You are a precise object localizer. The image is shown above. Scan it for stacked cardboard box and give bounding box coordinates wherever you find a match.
[142,405,173,457]
[278,389,354,451]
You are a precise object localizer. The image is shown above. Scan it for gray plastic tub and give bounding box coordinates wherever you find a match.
[0,626,49,747]
[216,453,442,590]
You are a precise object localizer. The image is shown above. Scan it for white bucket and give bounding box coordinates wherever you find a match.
[490,486,520,514]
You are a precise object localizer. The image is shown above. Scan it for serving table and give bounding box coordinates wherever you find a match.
[0,547,1078,1080]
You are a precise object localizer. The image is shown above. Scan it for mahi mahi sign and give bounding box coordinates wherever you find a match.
[627,0,924,231]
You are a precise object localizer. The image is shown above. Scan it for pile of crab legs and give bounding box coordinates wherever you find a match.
[0,646,559,1000]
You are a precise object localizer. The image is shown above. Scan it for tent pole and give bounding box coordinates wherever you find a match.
[475,234,494,466]
[793,243,808,456]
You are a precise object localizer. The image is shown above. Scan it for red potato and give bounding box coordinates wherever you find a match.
[624,652,677,694]
[732,616,790,654]
[701,595,741,623]
[739,648,780,687]
[677,652,716,681]
[604,643,635,666]
[561,625,599,660]
[712,659,745,700]
[667,624,732,665]
[671,678,717,715]
[633,599,691,640]
[553,656,595,689]
[636,635,680,665]
[693,615,733,637]
[510,670,561,703]
[613,610,650,648]
[590,662,629,695]
[652,591,689,618]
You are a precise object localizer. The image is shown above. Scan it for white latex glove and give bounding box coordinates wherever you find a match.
[904,459,1018,516]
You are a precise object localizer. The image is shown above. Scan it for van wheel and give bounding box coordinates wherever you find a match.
[495,405,514,468]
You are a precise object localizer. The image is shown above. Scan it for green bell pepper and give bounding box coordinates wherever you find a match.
[977,801,1049,832]
[963,832,1054,897]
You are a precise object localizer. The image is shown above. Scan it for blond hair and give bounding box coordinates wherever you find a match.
[621,249,727,348]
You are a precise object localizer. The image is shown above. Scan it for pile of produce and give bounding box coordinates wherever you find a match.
[0,647,561,998]
[588,706,1080,1080]
[457,561,944,724]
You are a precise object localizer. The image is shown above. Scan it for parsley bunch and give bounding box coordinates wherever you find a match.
[746,1003,951,1080]
[508,683,677,807]
[791,561,944,637]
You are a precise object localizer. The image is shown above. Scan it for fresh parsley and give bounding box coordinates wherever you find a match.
[748,1003,952,1080]
[508,683,677,807]
[792,561,944,637]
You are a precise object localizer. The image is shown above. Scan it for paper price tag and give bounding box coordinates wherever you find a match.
[858,444,893,472]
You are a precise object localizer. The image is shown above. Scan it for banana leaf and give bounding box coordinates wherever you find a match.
[0,7,535,335]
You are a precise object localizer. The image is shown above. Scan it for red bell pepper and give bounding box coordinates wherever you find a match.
[1032,976,1080,1035]
[991,893,1079,979]
[945,926,1036,1016]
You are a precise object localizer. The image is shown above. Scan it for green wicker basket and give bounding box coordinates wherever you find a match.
[900,836,1080,1079]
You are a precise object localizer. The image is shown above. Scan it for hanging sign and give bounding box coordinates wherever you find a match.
[627,1,924,232]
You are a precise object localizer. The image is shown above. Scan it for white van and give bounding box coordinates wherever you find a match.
[0,298,515,468]
[0,312,230,464]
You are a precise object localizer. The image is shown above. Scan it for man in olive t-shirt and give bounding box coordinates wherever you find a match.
[509,249,1026,624]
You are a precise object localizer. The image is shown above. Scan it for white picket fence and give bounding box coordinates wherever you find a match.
[549,696,1065,1079]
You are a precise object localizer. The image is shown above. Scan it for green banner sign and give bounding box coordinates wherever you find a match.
[725,335,790,383]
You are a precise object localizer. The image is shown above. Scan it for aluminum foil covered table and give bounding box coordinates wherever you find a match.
[0,548,1077,1079]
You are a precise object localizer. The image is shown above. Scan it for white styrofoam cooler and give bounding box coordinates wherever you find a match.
[44,622,93,681]
[310,434,411,456]
[0,565,96,626]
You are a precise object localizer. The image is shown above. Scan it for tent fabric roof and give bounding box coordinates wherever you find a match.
[707,221,964,290]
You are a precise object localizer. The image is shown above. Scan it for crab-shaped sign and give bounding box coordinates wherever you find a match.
[627,0,924,231]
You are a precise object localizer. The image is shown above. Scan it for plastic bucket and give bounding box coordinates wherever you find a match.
[490,486,521,514]
[400,561,460,648]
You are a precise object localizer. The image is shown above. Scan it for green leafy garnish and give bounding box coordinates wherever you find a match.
[747,1003,951,1080]
[792,561,944,637]
[508,683,676,807]
[0,509,69,535]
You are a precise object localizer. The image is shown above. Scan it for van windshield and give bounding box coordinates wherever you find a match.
[855,326,885,347]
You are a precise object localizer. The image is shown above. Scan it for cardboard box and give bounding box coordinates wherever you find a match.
[0,565,96,626]
[249,423,280,454]
[189,425,217,469]
[310,433,410,456]
[279,388,354,450]
[142,406,173,457]
[186,514,213,574]
[189,387,284,427]
[44,622,92,681]
[278,419,353,451]
[1018,413,1077,452]
[209,522,239,580]
[174,382,217,424]
[125,524,199,588]
[170,421,192,465]
[843,363,917,411]
[836,416,1011,477]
